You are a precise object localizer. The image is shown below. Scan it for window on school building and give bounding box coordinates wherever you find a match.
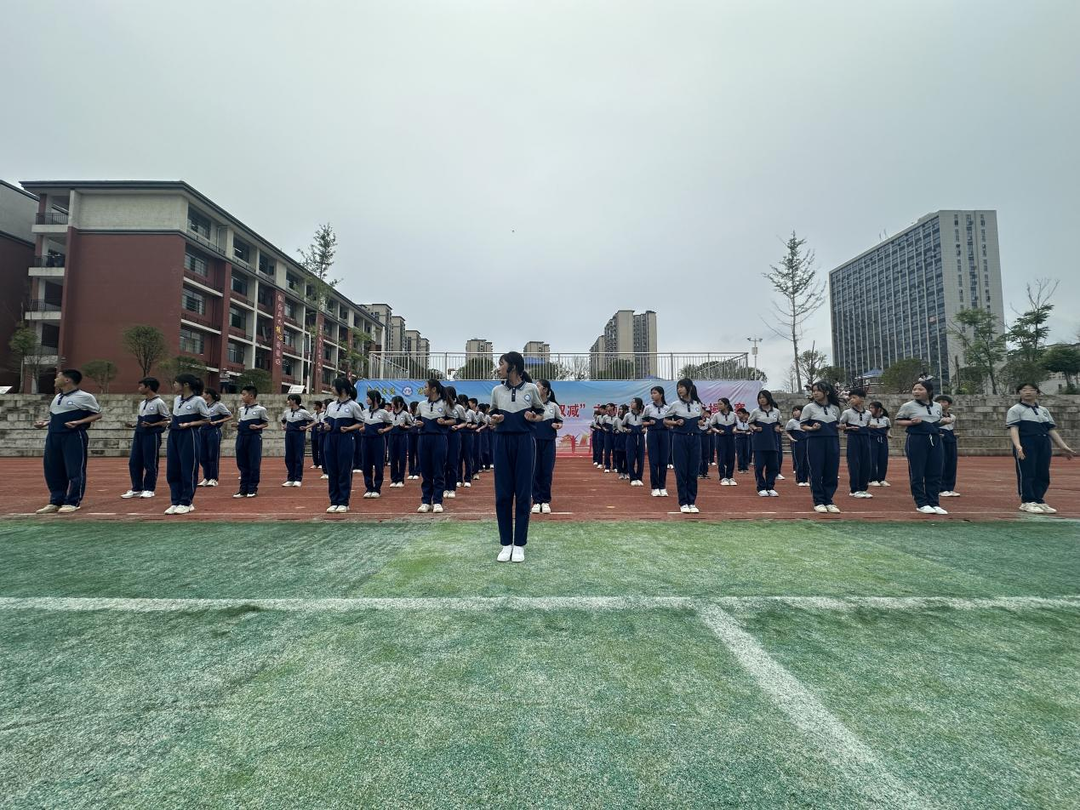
[227,341,245,365]
[180,327,204,355]
[283,330,297,349]
[229,306,246,330]
[258,255,275,276]
[282,358,294,377]
[184,250,209,277]
[231,274,249,297]
[188,208,211,238]
[233,239,251,265]
[182,288,206,316]
[257,286,274,308]
[284,299,297,320]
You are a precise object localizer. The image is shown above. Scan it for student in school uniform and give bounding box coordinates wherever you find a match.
[602,403,617,474]
[33,369,103,514]
[309,399,326,472]
[387,396,414,488]
[591,406,602,467]
[895,381,948,515]
[1007,382,1075,513]
[490,352,545,561]
[867,401,892,487]
[664,378,704,514]
[642,386,670,497]
[417,379,455,513]
[478,403,494,472]
[360,390,393,498]
[531,378,564,513]
[322,378,365,513]
[748,390,783,497]
[734,408,753,473]
[319,399,333,479]
[121,376,170,500]
[458,393,476,488]
[613,404,630,479]
[280,394,313,487]
[711,398,738,486]
[197,388,231,488]
[467,397,483,480]
[799,381,842,513]
[623,397,646,487]
[442,385,464,499]
[774,416,786,481]
[407,401,422,479]
[839,387,873,499]
[785,406,809,487]
[935,395,960,497]
[698,406,713,480]
[232,385,268,499]
[161,373,211,515]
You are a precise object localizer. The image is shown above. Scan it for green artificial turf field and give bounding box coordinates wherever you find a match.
[1,519,1077,809]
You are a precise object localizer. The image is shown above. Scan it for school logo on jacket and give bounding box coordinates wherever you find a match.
[524,394,532,403]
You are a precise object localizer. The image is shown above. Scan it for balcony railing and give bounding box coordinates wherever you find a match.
[230,253,252,270]
[187,229,225,255]
[32,254,66,268]
[29,299,62,313]
[35,212,68,226]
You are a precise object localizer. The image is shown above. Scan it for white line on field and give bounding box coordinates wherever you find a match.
[0,595,1074,613]
[697,605,932,810]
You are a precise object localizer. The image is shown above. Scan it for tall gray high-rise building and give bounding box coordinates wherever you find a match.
[590,309,658,377]
[830,210,1004,389]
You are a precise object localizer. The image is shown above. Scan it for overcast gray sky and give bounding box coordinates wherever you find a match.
[3,0,1078,385]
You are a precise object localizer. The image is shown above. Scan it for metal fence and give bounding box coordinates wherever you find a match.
[367,352,751,381]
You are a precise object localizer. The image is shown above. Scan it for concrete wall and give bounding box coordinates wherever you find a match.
[75,193,186,231]
[1,392,1077,459]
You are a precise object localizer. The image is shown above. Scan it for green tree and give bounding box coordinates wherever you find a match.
[82,359,117,394]
[160,354,207,379]
[1007,279,1057,364]
[1041,343,1080,392]
[999,358,1048,392]
[457,358,496,380]
[8,324,48,392]
[950,307,1006,394]
[298,224,340,391]
[121,325,168,377]
[764,232,825,392]
[879,358,925,393]
[817,365,846,386]
[236,367,272,393]
[529,361,570,382]
[342,329,372,377]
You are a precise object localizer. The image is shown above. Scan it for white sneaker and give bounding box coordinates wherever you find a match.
[58,504,80,514]
[688,505,699,514]
[604,469,611,474]
[1019,502,1042,513]
[720,478,730,486]
[1037,504,1058,513]
[775,474,785,480]
[294,482,302,488]
[541,503,551,514]
[758,490,769,497]
[767,490,779,497]
[321,474,329,480]
[139,491,156,498]
[880,481,891,487]
[651,489,660,497]
[814,504,829,513]
[336,505,349,513]
[311,464,319,469]
[511,546,525,563]
[497,546,513,562]
[445,491,456,499]
[825,504,841,513]
[233,492,245,499]
[417,503,431,513]
[798,482,810,487]
[868,481,881,487]
[943,491,960,498]
[853,491,873,499]
[433,503,444,513]
[352,469,361,473]
[659,489,669,497]
[327,505,339,513]
[932,506,948,515]
[246,493,257,498]
[680,505,691,513]
[917,505,937,514]
[667,464,674,469]
[370,492,380,499]
[531,503,541,514]
[164,505,178,515]
[283,481,294,487]
[206,480,219,487]
[728,479,737,486]
[363,492,372,498]
[197,479,208,487]
[121,490,141,499]
[463,482,471,488]
[174,505,190,515]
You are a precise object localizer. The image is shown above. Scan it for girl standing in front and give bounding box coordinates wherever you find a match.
[664,378,704,514]
[198,388,231,488]
[361,390,393,498]
[800,381,842,513]
[490,351,544,561]
[387,396,413,488]
[531,378,564,514]
[642,386,670,497]
[417,379,455,513]
[867,401,891,487]
[624,397,646,487]
[322,378,365,513]
[786,406,809,487]
[711,398,738,486]
[1007,383,1075,513]
[748,389,783,497]
[165,373,211,515]
[839,387,873,499]
[280,394,313,487]
[895,381,947,515]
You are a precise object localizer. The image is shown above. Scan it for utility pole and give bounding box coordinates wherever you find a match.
[747,337,762,379]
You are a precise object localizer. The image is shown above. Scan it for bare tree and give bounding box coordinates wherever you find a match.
[298,224,341,392]
[764,232,825,393]
[567,356,591,381]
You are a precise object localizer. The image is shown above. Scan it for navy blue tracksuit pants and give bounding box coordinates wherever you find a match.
[846,432,871,493]
[716,434,735,480]
[445,430,462,491]
[199,426,222,482]
[388,433,407,484]
[532,438,556,504]
[362,434,386,493]
[870,434,889,483]
[790,439,808,484]
[806,436,840,506]
[352,432,364,471]
[166,427,200,506]
[736,433,751,471]
[592,428,602,464]
[44,430,90,507]
[407,431,420,476]
[235,431,262,496]
[129,430,161,493]
[494,431,535,546]
[311,428,323,468]
[905,433,943,508]
[324,431,355,506]
[941,433,958,491]
[646,428,669,490]
[603,429,615,470]
[419,433,446,505]
[671,431,700,507]
[284,430,306,482]
[626,431,645,482]
[699,433,713,476]
[1014,434,1051,504]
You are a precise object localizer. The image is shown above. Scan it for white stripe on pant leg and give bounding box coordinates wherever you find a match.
[697,605,931,809]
